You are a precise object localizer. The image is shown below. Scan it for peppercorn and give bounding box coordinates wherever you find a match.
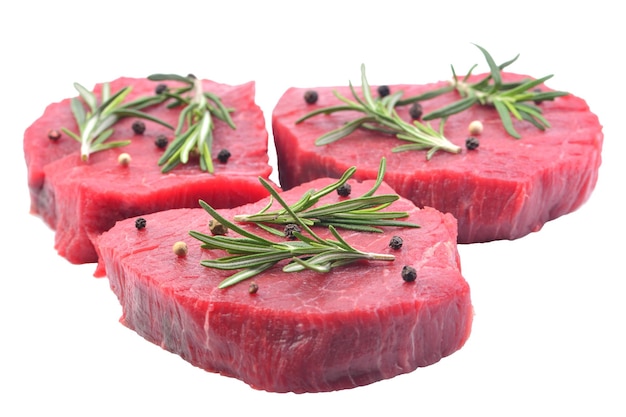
[304,90,318,104]
[337,183,352,197]
[468,120,483,135]
[209,219,228,235]
[155,134,169,149]
[217,149,231,163]
[173,241,188,257]
[409,102,423,120]
[388,236,403,250]
[248,282,259,294]
[132,120,146,134]
[401,265,417,282]
[465,137,480,151]
[135,217,147,230]
[155,84,168,94]
[377,85,390,98]
[47,129,61,141]
[284,223,301,240]
[118,153,132,165]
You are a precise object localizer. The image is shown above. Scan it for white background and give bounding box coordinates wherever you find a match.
[1,1,624,416]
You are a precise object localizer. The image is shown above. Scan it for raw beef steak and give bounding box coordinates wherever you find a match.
[94,178,473,393]
[272,73,603,243]
[24,77,275,264]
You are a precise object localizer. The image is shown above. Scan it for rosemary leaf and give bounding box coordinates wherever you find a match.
[422,96,477,121]
[148,73,193,84]
[517,105,550,130]
[70,95,86,126]
[216,263,277,289]
[493,100,519,138]
[362,157,386,197]
[391,143,431,153]
[315,116,375,146]
[396,85,455,106]
[303,195,399,217]
[295,105,357,123]
[201,251,294,270]
[74,82,98,110]
[475,43,503,86]
[204,91,236,129]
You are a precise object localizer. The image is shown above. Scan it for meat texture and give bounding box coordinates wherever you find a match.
[24,77,275,264]
[272,73,603,243]
[95,178,473,393]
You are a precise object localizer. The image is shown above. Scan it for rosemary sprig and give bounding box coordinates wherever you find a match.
[398,44,569,139]
[233,157,420,234]
[295,64,461,160]
[190,189,396,289]
[147,74,236,173]
[62,82,173,161]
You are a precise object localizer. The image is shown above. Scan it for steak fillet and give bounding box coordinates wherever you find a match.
[272,73,603,243]
[94,178,473,393]
[24,77,275,264]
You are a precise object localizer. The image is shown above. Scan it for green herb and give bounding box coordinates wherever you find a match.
[232,158,420,235]
[190,185,397,290]
[398,44,569,139]
[295,64,462,160]
[62,82,173,161]
[190,159,417,288]
[147,74,236,173]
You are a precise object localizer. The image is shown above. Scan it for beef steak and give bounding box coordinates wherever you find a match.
[24,77,275,264]
[94,178,473,393]
[271,72,603,243]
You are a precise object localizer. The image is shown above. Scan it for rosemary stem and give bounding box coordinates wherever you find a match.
[191,77,207,108]
[80,117,99,160]
[366,253,395,261]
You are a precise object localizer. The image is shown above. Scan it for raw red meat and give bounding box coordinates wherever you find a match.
[24,77,275,264]
[272,73,603,243]
[94,178,473,393]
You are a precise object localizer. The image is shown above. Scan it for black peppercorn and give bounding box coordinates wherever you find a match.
[284,223,301,240]
[132,120,146,134]
[248,282,259,294]
[409,102,423,120]
[304,90,318,104]
[377,85,390,98]
[466,137,480,150]
[217,149,231,163]
[337,183,352,197]
[47,129,61,141]
[155,134,169,149]
[135,217,147,229]
[401,265,417,282]
[155,83,168,94]
[389,236,403,250]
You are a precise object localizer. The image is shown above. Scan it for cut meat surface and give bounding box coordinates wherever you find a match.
[94,178,473,393]
[24,77,275,264]
[272,73,603,243]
